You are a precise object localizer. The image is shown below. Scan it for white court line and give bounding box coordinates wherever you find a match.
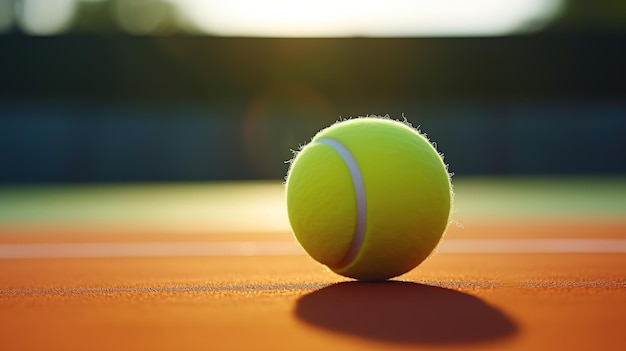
[0,242,303,259]
[0,239,625,259]
[437,239,626,254]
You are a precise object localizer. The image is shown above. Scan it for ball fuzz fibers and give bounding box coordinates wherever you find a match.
[285,116,452,281]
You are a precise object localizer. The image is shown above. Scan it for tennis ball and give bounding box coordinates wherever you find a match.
[285,116,452,281]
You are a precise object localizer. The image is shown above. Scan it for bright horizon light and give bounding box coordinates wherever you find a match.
[178,0,564,37]
[6,0,564,37]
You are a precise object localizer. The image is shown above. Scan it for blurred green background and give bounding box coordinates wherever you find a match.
[1,0,625,183]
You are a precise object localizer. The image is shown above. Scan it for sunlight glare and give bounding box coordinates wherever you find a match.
[178,0,564,37]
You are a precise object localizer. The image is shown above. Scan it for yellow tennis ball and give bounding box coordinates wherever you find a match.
[285,116,452,281]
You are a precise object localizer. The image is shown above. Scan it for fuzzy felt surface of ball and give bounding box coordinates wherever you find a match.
[285,117,452,281]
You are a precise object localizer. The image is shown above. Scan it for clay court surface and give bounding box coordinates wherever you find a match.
[1,178,625,350]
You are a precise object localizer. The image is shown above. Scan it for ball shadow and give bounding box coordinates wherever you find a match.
[294,281,518,345]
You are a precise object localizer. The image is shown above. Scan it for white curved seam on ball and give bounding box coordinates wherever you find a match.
[315,137,366,269]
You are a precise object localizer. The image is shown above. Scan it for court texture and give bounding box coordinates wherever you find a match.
[1,177,625,350]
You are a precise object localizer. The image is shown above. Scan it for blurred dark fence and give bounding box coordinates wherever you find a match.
[1,34,625,182]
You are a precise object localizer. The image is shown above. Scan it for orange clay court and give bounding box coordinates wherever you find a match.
[0,177,625,351]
